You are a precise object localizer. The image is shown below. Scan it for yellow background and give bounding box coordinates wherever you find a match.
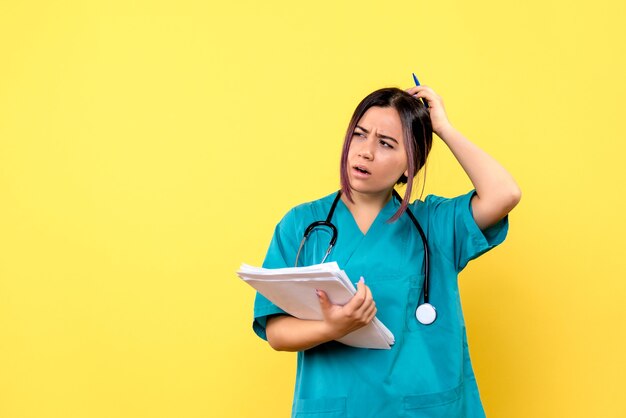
[1,1,625,417]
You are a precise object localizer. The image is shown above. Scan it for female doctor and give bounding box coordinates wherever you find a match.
[252,84,521,417]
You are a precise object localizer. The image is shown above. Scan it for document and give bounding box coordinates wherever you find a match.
[238,262,395,349]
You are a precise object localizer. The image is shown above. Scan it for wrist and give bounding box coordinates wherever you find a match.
[320,320,343,342]
[435,123,456,140]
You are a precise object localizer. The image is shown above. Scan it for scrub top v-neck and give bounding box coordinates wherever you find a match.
[252,189,509,418]
[330,194,400,268]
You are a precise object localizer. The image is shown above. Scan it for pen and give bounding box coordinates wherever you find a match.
[412,72,429,108]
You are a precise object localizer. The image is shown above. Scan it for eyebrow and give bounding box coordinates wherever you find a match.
[355,125,399,144]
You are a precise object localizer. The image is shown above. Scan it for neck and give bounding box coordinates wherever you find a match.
[342,188,393,212]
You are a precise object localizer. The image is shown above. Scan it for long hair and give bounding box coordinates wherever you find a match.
[340,87,433,222]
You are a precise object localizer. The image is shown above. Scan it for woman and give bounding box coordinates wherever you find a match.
[252,85,521,417]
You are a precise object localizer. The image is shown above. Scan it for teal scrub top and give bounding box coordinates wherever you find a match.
[253,189,509,418]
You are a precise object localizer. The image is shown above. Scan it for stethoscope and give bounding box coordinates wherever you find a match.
[295,190,437,325]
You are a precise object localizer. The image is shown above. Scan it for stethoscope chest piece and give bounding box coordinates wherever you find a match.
[416,303,437,325]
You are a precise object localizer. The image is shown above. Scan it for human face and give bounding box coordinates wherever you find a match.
[347,106,408,197]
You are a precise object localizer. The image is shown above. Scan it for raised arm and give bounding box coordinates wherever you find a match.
[407,86,522,230]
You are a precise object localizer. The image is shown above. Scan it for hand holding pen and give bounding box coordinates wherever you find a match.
[406,73,453,137]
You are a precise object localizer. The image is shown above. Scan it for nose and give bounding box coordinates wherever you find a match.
[357,136,375,160]
[358,148,373,160]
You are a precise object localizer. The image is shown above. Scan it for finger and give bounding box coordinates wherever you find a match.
[354,285,374,316]
[405,86,426,94]
[413,90,433,100]
[352,301,376,327]
[410,85,435,94]
[413,91,438,107]
[407,89,436,107]
[358,300,376,323]
[346,277,367,311]
[363,283,371,302]
[406,85,434,94]
[316,289,332,312]
[365,305,377,323]
[364,291,376,311]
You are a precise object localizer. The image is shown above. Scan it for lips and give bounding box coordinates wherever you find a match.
[353,165,371,175]
[352,165,372,180]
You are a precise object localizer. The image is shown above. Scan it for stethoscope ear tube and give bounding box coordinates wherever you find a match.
[295,192,342,267]
[303,221,338,247]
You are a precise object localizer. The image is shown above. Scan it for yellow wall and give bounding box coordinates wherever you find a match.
[1,1,624,417]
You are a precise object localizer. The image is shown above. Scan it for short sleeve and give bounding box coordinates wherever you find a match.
[252,208,300,341]
[426,189,509,273]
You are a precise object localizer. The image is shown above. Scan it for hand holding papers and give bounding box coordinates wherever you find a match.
[238,262,395,349]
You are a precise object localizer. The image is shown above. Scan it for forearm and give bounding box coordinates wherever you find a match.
[266,315,337,352]
[437,125,521,203]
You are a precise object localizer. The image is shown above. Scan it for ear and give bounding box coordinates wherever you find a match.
[403,168,409,178]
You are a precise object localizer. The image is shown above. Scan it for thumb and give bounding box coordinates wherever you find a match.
[316,289,331,311]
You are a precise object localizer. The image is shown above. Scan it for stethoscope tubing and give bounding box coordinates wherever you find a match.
[294,190,437,325]
[391,190,430,304]
[295,192,342,267]
[295,190,430,305]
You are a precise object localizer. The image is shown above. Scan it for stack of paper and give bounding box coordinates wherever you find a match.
[238,262,395,349]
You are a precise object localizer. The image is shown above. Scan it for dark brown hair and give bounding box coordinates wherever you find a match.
[340,87,433,222]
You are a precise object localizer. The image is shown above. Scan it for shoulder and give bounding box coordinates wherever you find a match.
[424,189,476,208]
[406,190,478,229]
[413,189,477,212]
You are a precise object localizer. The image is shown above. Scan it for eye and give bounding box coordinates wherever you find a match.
[379,140,394,149]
